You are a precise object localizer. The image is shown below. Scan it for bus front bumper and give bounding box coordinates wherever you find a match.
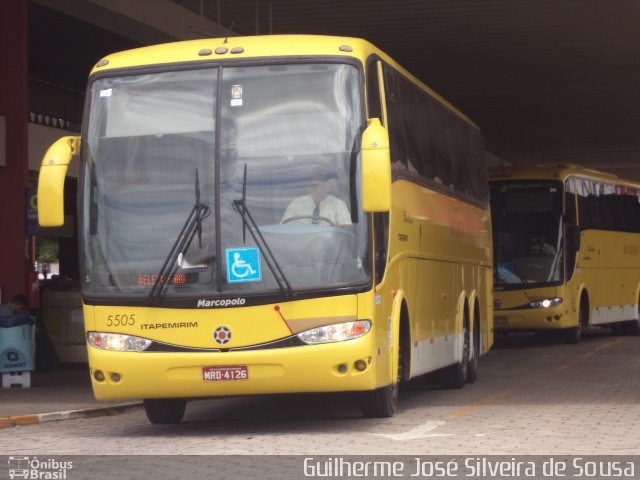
[494,307,575,332]
[88,336,380,401]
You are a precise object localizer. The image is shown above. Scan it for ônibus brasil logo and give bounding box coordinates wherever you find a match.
[8,457,73,479]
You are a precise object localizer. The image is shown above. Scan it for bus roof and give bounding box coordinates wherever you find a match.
[487,163,640,186]
[89,34,477,129]
[90,34,373,74]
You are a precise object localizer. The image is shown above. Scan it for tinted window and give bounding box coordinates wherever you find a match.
[381,63,487,205]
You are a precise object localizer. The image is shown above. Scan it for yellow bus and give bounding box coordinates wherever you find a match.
[490,164,640,343]
[38,35,493,423]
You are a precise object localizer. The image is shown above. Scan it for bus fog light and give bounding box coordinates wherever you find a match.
[110,373,121,382]
[297,320,371,345]
[354,360,367,371]
[337,363,348,373]
[94,370,105,382]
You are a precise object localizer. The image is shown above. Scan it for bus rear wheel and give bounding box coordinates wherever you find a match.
[613,296,640,335]
[466,314,480,384]
[441,320,470,389]
[143,399,187,424]
[627,320,640,336]
[627,296,640,336]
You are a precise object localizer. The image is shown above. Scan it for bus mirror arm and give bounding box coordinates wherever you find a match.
[361,118,391,212]
[37,136,80,227]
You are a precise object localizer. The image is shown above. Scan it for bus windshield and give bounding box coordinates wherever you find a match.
[490,180,564,288]
[81,63,369,300]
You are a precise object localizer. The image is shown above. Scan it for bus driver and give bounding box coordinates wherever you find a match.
[281,167,352,226]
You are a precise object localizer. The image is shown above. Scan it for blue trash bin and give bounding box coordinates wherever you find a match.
[0,315,36,373]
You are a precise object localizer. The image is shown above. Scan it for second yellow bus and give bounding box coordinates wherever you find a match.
[491,164,640,343]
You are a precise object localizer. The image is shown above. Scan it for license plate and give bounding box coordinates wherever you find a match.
[202,365,248,381]
[494,317,508,325]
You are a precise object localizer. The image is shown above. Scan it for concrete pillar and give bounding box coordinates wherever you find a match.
[0,0,29,304]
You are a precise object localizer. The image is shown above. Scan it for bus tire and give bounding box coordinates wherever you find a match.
[360,313,407,418]
[359,384,398,418]
[624,319,640,336]
[143,399,187,424]
[466,310,480,384]
[563,326,581,344]
[441,317,470,389]
[610,323,627,336]
[626,298,640,335]
[565,293,588,344]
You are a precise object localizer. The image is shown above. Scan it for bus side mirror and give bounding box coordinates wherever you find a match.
[566,224,581,252]
[361,118,391,212]
[37,136,80,227]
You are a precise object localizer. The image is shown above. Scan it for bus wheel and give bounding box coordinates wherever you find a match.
[625,321,640,336]
[359,383,398,418]
[466,313,480,384]
[360,319,405,418]
[626,297,640,336]
[143,399,187,424]
[564,294,588,344]
[563,326,581,344]
[441,319,469,389]
[610,323,626,336]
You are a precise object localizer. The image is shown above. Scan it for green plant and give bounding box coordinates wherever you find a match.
[36,237,58,264]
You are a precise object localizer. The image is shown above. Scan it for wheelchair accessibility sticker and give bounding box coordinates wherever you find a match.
[226,247,262,283]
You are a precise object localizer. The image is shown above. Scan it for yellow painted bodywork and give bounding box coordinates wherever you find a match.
[493,285,573,330]
[380,179,494,369]
[87,294,384,400]
[37,136,80,227]
[495,230,640,331]
[42,35,492,401]
[361,118,391,212]
[492,164,640,332]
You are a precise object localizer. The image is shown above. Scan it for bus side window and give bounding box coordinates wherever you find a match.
[398,76,422,176]
[429,100,451,187]
[383,67,406,173]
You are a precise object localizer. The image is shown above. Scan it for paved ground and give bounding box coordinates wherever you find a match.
[0,364,114,418]
[1,328,639,458]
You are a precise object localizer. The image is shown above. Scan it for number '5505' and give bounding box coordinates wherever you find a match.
[106,314,136,326]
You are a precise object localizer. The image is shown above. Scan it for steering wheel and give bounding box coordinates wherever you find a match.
[282,215,336,226]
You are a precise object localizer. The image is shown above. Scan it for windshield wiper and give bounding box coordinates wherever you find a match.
[148,168,211,304]
[232,164,293,297]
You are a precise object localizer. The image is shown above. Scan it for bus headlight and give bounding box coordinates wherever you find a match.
[88,331,152,352]
[297,320,371,345]
[529,297,563,308]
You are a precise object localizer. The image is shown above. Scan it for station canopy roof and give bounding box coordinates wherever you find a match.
[30,0,640,180]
